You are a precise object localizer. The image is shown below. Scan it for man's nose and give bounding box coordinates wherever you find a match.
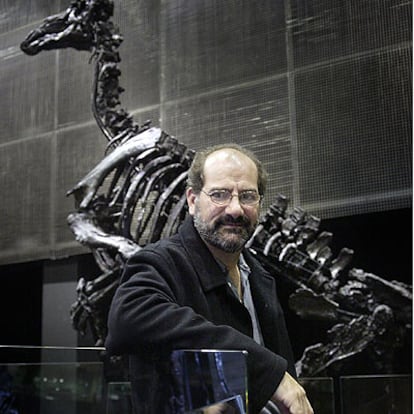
[225,195,244,216]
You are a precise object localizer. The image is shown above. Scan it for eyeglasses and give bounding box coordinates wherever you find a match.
[201,189,262,206]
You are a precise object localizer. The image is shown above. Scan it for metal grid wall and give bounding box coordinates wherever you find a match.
[0,0,411,264]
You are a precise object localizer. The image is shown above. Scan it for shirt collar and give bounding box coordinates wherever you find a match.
[239,253,251,277]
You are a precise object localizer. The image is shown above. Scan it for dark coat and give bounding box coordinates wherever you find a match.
[106,216,296,413]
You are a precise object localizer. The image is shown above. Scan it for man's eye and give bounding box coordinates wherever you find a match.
[211,191,229,201]
[240,192,259,203]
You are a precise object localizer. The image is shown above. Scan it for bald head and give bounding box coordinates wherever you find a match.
[187,143,267,196]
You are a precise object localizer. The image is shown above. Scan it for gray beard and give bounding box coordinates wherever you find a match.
[193,209,255,254]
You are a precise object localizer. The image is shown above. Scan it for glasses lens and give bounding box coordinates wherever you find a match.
[239,191,260,205]
[210,190,231,204]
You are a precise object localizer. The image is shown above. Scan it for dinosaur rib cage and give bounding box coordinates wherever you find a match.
[87,132,194,256]
[120,135,193,244]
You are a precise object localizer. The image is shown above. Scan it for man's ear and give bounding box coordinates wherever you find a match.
[186,187,196,216]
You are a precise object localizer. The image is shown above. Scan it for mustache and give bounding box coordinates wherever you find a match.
[215,215,251,227]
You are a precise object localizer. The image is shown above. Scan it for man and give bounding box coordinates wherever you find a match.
[106,144,313,414]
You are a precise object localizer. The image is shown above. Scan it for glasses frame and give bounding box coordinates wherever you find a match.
[200,189,262,206]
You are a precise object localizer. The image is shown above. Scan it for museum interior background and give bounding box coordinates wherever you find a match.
[0,0,412,411]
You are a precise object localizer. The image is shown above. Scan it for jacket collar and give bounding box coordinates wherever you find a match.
[178,216,276,299]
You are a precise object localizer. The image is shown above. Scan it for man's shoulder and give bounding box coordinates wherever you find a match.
[137,216,199,258]
[134,232,182,257]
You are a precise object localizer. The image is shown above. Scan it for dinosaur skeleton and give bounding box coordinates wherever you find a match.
[21,0,411,376]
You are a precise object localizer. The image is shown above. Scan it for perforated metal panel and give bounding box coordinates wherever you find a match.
[0,0,411,264]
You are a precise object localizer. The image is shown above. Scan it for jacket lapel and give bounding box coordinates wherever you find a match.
[244,251,280,341]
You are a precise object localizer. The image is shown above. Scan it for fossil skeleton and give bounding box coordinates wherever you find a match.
[21,0,412,376]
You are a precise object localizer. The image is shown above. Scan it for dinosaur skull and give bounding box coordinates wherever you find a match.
[20,0,114,55]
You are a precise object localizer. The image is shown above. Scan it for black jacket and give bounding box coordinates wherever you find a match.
[106,216,295,413]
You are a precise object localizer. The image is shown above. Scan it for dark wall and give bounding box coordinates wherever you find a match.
[0,261,43,347]
[0,254,100,356]
[322,208,412,283]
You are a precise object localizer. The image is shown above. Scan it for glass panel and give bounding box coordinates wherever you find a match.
[106,350,248,414]
[340,374,412,414]
[190,395,246,414]
[106,382,132,414]
[0,362,105,414]
[0,345,105,414]
[0,345,105,364]
[299,377,335,414]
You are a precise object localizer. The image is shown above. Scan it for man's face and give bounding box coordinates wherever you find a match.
[186,149,261,253]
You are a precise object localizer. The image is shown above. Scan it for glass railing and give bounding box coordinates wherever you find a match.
[339,374,412,414]
[0,345,106,414]
[298,377,335,414]
[0,346,411,414]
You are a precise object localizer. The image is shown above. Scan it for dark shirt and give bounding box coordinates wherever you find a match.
[105,216,295,413]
